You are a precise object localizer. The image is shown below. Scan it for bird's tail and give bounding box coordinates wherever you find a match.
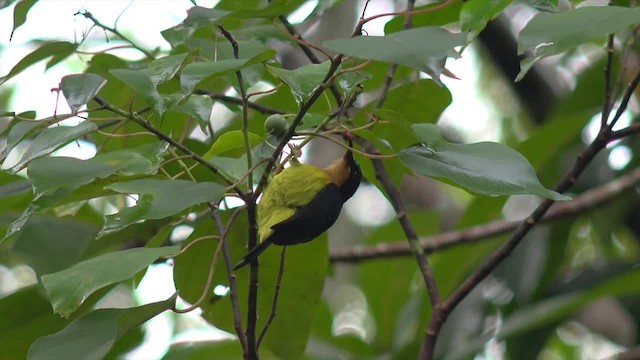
[233,241,272,270]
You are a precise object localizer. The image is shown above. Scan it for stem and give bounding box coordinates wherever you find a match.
[257,246,287,347]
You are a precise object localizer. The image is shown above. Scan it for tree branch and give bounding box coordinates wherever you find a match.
[211,206,248,355]
[92,96,243,198]
[330,165,640,263]
[77,10,154,59]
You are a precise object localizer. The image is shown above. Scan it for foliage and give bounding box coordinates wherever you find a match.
[1,1,640,359]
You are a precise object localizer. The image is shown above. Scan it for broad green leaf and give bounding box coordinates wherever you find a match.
[0,286,67,359]
[181,6,230,28]
[28,298,174,360]
[517,7,640,81]
[526,0,558,12]
[203,130,262,159]
[0,41,77,85]
[384,2,464,33]
[110,53,189,114]
[170,95,212,133]
[180,50,277,95]
[10,121,98,173]
[460,0,513,39]
[101,179,224,235]
[163,340,262,360]
[372,79,451,149]
[0,117,44,164]
[225,0,305,19]
[12,215,98,276]
[360,213,439,351]
[173,212,328,360]
[10,0,38,40]
[41,246,179,316]
[448,267,640,359]
[267,61,331,105]
[60,74,107,115]
[27,157,117,197]
[324,27,467,80]
[92,141,169,175]
[399,124,570,200]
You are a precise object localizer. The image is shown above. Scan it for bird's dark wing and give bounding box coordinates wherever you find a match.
[269,183,343,246]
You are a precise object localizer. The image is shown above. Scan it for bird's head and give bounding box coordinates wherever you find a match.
[323,145,361,202]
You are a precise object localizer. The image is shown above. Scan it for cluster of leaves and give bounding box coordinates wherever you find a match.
[1,0,640,359]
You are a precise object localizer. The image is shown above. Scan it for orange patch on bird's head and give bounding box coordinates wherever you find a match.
[323,153,352,187]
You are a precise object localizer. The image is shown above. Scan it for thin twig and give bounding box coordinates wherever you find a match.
[257,246,287,348]
[172,234,224,314]
[92,96,244,198]
[77,10,154,59]
[197,91,286,115]
[212,206,249,354]
[600,34,615,127]
[276,15,344,105]
[374,0,416,109]
[217,25,254,189]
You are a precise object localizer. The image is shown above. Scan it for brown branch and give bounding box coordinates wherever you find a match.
[330,165,640,263]
[217,25,260,359]
[211,206,248,355]
[276,16,344,104]
[374,0,416,109]
[600,33,615,127]
[257,246,287,348]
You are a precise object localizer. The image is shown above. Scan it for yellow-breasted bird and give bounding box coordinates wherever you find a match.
[233,148,361,270]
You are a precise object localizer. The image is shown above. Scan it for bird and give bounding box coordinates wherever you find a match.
[233,147,362,270]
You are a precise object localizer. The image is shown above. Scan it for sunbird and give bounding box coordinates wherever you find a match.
[233,148,362,270]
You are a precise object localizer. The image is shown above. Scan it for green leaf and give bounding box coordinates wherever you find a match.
[0,41,77,86]
[384,2,464,33]
[101,179,225,235]
[460,0,513,39]
[267,61,331,105]
[28,298,174,360]
[0,286,67,359]
[526,0,557,12]
[10,121,98,173]
[0,117,45,165]
[372,79,451,150]
[181,6,230,28]
[225,0,305,19]
[173,212,328,359]
[170,95,213,133]
[399,124,570,200]
[324,27,467,80]
[10,0,38,40]
[12,215,98,276]
[203,130,263,159]
[163,340,248,360]
[517,7,640,81]
[41,246,179,316]
[27,157,117,197]
[180,50,277,95]
[110,53,190,114]
[92,141,169,176]
[59,74,107,115]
